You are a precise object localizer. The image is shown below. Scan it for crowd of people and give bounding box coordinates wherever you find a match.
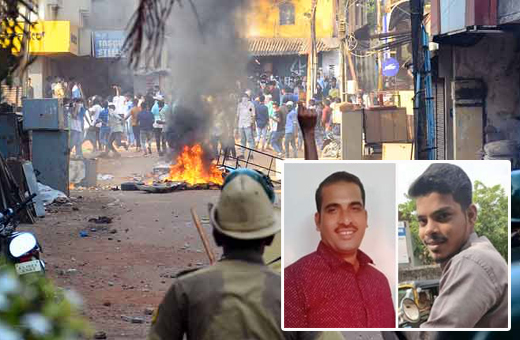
[230,75,345,159]
[66,85,171,159]
[63,72,351,161]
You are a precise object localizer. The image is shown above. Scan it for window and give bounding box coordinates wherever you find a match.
[279,2,295,25]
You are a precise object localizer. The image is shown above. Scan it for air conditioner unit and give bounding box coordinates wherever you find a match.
[47,0,63,8]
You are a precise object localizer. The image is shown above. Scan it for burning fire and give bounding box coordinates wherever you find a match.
[69,183,75,190]
[167,144,224,186]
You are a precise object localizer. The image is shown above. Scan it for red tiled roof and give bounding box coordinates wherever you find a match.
[247,37,339,56]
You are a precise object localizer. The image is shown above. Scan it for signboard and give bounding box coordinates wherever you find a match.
[398,221,410,264]
[92,31,125,58]
[382,57,399,77]
[1,21,78,55]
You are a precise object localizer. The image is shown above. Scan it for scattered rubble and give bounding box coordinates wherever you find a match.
[121,315,144,324]
[38,182,69,206]
[93,331,107,339]
[88,216,113,224]
[97,174,114,181]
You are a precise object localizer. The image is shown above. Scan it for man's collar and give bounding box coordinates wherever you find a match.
[221,249,265,265]
[440,232,479,269]
[317,241,373,271]
[463,232,479,249]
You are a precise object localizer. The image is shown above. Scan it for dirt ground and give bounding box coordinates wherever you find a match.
[17,146,383,340]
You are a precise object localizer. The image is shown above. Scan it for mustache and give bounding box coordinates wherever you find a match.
[424,234,448,244]
[335,223,358,231]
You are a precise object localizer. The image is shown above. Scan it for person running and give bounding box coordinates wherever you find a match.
[138,102,155,155]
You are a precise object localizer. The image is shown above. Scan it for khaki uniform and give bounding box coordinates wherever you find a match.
[149,249,324,340]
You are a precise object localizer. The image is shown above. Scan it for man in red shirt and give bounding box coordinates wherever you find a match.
[321,100,332,132]
[284,171,395,328]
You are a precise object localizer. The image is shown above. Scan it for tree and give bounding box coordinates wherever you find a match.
[123,0,202,69]
[399,180,508,265]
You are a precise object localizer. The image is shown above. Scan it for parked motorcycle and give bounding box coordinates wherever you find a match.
[0,193,45,275]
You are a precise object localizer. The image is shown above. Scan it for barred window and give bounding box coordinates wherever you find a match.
[279,2,295,25]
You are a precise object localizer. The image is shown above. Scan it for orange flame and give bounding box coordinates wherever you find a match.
[69,183,75,190]
[167,144,223,185]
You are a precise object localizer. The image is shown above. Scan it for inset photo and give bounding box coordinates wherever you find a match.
[282,161,396,329]
[397,161,510,329]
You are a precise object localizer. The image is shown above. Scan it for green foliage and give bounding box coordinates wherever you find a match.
[473,181,508,260]
[399,180,508,264]
[0,265,93,340]
[365,0,377,31]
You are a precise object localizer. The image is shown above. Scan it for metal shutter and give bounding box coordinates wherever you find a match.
[435,79,446,160]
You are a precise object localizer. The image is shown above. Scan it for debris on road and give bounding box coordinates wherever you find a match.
[121,315,144,324]
[131,317,144,324]
[93,331,107,339]
[88,216,113,224]
[107,199,121,207]
[97,174,114,181]
[120,181,143,191]
[38,182,69,205]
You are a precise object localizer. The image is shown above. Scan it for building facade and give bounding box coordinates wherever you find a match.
[25,0,168,100]
[431,0,520,160]
[245,0,341,85]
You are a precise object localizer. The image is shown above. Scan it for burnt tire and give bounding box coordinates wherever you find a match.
[120,182,142,191]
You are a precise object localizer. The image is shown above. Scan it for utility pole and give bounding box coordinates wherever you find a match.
[410,0,426,160]
[307,0,318,104]
[339,0,347,102]
[376,0,383,92]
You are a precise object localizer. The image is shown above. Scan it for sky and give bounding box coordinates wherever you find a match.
[397,161,511,204]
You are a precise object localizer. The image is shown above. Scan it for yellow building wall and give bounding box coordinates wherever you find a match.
[1,21,78,55]
[246,0,335,38]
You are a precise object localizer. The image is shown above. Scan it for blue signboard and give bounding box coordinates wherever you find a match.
[93,31,126,58]
[382,57,399,77]
[398,226,406,237]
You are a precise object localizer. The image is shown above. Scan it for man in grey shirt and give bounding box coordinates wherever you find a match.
[408,163,508,328]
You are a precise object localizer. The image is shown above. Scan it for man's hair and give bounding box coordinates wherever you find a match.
[408,163,473,210]
[259,95,265,103]
[315,171,366,212]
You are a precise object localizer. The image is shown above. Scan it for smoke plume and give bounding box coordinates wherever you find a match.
[163,0,251,152]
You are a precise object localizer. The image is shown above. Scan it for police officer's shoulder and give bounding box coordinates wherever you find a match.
[175,268,200,278]
[174,265,216,279]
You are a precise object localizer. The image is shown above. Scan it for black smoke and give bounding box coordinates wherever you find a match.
[162,0,250,156]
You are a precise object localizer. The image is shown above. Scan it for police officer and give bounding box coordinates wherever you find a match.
[148,169,327,340]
